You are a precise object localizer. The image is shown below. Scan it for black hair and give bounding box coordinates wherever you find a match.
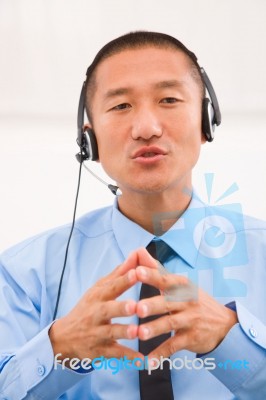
[85,31,205,121]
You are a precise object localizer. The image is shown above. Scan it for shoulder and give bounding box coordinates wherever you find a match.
[0,205,114,307]
[243,213,266,232]
[74,204,114,238]
[205,204,266,253]
[0,205,114,265]
[242,213,266,249]
[203,203,266,234]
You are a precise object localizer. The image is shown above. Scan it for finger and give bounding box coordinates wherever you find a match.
[137,295,187,319]
[97,299,137,323]
[98,248,154,288]
[99,252,137,285]
[99,269,138,301]
[111,251,141,277]
[148,333,188,360]
[136,247,158,270]
[99,248,158,289]
[136,266,189,287]
[97,322,139,341]
[113,248,158,277]
[138,312,190,341]
[137,267,198,303]
[98,248,164,300]
[136,266,195,297]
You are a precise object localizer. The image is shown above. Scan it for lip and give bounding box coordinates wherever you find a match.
[131,146,167,165]
[132,146,167,159]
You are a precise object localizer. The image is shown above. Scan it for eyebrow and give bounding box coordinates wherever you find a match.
[104,88,130,100]
[103,80,186,100]
[154,79,186,89]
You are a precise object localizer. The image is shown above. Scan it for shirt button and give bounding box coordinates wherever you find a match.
[249,327,258,338]
[37,364,46,376]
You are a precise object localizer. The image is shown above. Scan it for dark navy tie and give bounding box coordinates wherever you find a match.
[139,240,175,400]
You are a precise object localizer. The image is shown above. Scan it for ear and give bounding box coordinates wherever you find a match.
[83,122,92,131]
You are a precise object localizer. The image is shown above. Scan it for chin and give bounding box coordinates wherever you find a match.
[122,179,173,195]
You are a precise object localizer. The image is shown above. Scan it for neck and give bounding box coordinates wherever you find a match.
[117,184,192,234]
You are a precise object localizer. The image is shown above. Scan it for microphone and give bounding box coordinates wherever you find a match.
[82,162,122,196]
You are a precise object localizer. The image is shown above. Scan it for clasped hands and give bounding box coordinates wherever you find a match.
[49,248,238,364]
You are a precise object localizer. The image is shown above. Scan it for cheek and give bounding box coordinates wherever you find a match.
[96,135,122,165]
[170,111,202,165]
[94,131,123,179]
[95,118,132,169]
[168,103,202,133]
[170,113,202,150]
[94,117,124,153]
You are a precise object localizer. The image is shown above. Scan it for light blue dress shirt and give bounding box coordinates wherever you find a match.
[0,196,266,399]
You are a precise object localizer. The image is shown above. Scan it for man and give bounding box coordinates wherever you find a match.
[0,31,266,399]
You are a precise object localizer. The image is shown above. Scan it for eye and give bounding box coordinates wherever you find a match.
[160,97,179,104]
[111,103,131,111]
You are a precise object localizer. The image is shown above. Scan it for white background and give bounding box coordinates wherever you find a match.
[0,0,266,251]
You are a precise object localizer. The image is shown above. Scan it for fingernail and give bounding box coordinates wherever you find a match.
[139,267,147,277]
[135,359,142,367]
[125,303,132,315]
[127,326,133,339]
[127,270,135,282]
[149,359,156,368]
[141,303,148,317]
[142,327,150,339]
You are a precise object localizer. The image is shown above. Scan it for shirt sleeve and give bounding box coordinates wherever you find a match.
[0,249,93,400]
[0,324,93,400]
[200,301,266,399]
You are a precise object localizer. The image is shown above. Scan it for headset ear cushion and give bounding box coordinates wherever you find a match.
[202,98,215,142]
[83,128,99,161]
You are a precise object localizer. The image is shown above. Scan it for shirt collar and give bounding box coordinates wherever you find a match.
[112,199,154,257]
[112,193,206,269]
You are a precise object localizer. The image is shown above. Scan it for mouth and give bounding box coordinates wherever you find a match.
[132,146,167,164]
[132,146,166,158]
[141,152,160,158]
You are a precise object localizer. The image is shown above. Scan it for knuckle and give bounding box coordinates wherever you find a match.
[167,314,177,331]
[105,324,115,340]
[100,304,110,321]
[160,275,169,287]
[119,301,126,315]
[190,322,201,343]
[177,275,189,286]
[123,325,129,338]
[190,308,202,325]
[165,300,174,314]
[190,332,199,347]
[96,274,109,287]
[168,339,178,355]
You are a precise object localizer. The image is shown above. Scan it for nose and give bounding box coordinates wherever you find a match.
[131,107,163,141]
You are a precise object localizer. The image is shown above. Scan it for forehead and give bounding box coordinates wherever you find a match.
[93,46,197,94]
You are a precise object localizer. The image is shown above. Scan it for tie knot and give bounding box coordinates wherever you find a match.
[146,240,175,264]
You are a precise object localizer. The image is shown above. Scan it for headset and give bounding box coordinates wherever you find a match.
[76,43,221,164]
[53,34,222,320]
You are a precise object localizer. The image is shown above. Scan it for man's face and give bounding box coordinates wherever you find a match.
[90,46,204,196]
